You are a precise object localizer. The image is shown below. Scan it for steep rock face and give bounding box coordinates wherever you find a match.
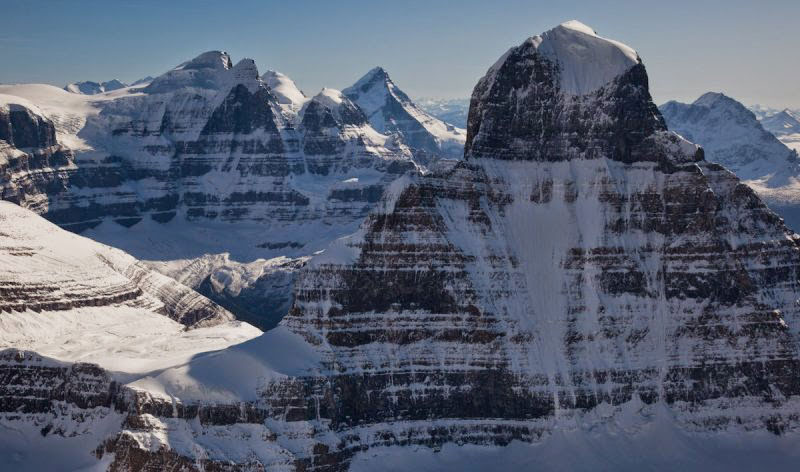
[91,21,800,470]
[344,67,466,166]
[660,93,800,229]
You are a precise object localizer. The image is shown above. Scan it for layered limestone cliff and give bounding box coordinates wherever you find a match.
[81,21,800,470]
[5,20,800,471]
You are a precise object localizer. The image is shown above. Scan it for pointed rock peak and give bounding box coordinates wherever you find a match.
[466,23,669,162]
[488,20,639,96]
[302,88,367,126]
[231,58,260,81]
[365,66,390,81]
[347,66,394,93]
[693,92,731,107]
[130,76,154,86]
[262,70,307,106]
[101,79,127,92]
[177,50,233,71]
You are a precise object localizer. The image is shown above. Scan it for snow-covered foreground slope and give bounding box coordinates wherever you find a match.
[660,93,800,229]
[0,201,260,372]
[10,20,791,471]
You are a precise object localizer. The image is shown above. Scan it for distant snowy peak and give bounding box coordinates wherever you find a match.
[262,70,307,108]
[143,50,259,94]
[416,97,469,128]
[762,109,800,136]
[301,87,367,126]
[659,92,795,178]
[343,66,465,162]
[64,79,127,95]
[488,20,639,96]
[130,75,154,87]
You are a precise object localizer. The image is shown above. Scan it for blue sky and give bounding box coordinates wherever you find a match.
[2,0,798,107]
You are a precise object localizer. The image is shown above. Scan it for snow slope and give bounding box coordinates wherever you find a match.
[0,200,260,375]
[529,20,639,95]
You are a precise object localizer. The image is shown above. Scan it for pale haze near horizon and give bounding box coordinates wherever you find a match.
[1,0,798,108]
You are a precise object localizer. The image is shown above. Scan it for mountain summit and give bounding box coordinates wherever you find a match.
[762,108,800,136]
[466,20,673,163]
[343,66,465,165]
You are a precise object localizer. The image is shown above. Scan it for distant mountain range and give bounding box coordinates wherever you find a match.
[1,53,464,330]
[416,97,470,129]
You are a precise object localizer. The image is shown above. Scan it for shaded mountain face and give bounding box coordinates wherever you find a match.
[12,20,794,470]
[660,93,800,229]
[0,51,420,330]
[344,67,466,165]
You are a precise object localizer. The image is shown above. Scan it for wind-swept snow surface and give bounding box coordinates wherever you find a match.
[0,201,260,374]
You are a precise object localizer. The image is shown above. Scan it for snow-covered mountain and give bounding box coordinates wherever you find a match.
[762,109,800,136]
[660,93,800,228]
[343,67,466,165]
[6,20,798,470]
[416,97,470,128]
[761,109,800,155]
[64,79,127,95]
[0,52,424,329]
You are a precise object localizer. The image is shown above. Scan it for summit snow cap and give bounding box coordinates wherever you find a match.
[491,20,639,96]
[262,70,307,107]
[145,50,238,93]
